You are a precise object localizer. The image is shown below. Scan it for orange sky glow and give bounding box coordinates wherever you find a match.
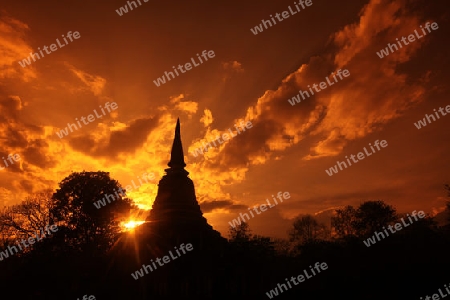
[0,0,449,238]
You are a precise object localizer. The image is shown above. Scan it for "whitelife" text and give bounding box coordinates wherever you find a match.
[153,50,215,87]
[228,191,290,228]
[250,0,313,35]
[325,140,388,176]
[56,102,118,138]
[288,69,350,106]
[265,262,328,298]
[414,104,450,130]
[363,210,426,247]
[131,243,193,280]
[18,31,81,68]
[376,22,438,59]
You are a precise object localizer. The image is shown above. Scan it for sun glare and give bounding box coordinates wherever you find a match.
[121,220,145,231]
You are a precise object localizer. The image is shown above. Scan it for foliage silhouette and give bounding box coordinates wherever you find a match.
[228,221,251,242]
[0,190,53,255]
[331,205,358,238]
[332,200,398,239]
[353,200,397,237]
[228,222,275,257]
[1,184,450,299]
[50,171,134,254]
[289,214,329,247]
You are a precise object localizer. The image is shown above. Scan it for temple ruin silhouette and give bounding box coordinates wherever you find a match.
[144,118,224,246]
[104,118,229,299]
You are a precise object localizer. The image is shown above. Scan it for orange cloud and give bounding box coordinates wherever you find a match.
[68,64,107,96]
[0,14,36,81]
[183,0,432,210]
[200,109,213,127]
[222,60,244,73]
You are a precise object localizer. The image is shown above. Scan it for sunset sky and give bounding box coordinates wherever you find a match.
[0,0,449,238]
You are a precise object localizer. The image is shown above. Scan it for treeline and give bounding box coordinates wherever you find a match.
[0,172,449,299]
[228,199,444,256]
[225,187,450,299]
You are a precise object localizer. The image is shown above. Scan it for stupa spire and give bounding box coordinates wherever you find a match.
[167,118,187,172]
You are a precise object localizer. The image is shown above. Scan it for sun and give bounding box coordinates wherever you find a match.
[121,220,145,231]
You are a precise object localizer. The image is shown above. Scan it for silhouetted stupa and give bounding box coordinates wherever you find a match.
[102,119,272,299]
[143,118,224,246]
[104,119,227,299]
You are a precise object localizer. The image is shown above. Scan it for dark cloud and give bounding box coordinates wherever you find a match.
[232,205,294,239]
[19,179,34,193]
[283,188,404,213]
[3,127,28,148]
[0,95,28,148]
[211,119,281,168]
[69,115,160,158]
[23,139,56,169]
[0,95,22,117]
[0,151,20,172]
[200,200,247,213]
[108,117,160,153]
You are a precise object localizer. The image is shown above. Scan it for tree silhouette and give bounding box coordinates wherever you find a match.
[228,222,253,253]
[228,222,274,256]
[0,190,53,252]
[331,201,398,239]
[289,214,328,246]
[331,205,358,238]
[353,200,397,237]
[50,171,134,254]
[228,222,251,242]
